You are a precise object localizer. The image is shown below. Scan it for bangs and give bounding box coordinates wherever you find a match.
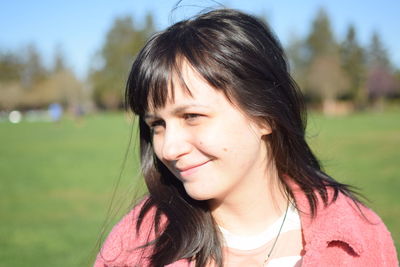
[145,55,195,113]
[125,20,232,117]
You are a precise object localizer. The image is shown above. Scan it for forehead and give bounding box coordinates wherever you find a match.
[146,61,228,114]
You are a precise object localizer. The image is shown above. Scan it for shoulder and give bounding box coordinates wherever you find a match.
[293,188,398,266]
[94,197,158,267]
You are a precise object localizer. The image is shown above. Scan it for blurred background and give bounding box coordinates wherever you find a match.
[0,0,399,266]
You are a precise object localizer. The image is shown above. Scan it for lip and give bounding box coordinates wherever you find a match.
[177,160,211,176]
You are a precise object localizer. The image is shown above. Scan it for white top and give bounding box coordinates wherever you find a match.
[219,204,302,266]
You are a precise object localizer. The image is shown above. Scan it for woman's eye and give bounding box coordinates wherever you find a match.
[183,113,201,120]
[183,113,202,122]
[151,120,164,127]
[149,120,165,132]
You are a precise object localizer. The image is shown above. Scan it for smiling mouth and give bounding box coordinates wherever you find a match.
[178,161,210,176]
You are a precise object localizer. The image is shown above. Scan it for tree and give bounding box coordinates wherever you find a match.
[304,8,348,114]
[53,44,67,73]
[393,70,400,97]
[0,50,22,82]
[306,8,336,61]
[368,32,390,68]
[0,48,30,110]
[366,32,395,109]
[23,69,83,108]
[20,44,48,90]
[340,24,367,108]
[0,44,87,110]
[307,54,349,114]
[90,13,155,109]
[286,33,308,92]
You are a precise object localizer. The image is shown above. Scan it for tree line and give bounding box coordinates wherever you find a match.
[0,44,86,113]
[1,8,399,114]
[287,8,399,114]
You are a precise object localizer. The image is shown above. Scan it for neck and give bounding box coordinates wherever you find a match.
[209,168,288,236]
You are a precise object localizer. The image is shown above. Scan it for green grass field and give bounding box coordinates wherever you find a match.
[0,111,399,266]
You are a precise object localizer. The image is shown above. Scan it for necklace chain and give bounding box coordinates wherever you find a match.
[262,201,290,267]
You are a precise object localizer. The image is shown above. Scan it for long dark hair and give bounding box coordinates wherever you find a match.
[125,8,359,267]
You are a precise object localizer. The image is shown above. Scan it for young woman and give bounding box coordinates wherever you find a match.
[95,8,398,267]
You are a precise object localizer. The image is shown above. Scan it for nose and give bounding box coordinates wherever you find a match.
[160,125,191,162]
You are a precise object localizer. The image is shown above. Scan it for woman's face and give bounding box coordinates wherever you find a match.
[145,63,271,203]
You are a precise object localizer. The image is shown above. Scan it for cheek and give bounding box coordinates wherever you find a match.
[194,123,233,153]
[195,137,232,159]
[151,139,163,160]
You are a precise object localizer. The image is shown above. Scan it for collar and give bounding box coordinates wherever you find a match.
[290,183,367,257]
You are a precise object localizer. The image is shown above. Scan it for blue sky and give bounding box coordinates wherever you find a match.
[1,0,399,79]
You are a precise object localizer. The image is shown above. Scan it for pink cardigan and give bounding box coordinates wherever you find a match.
[95,187,398,266]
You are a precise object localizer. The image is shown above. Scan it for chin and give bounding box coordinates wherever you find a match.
[186,192,212,201]
[183,185,213,201]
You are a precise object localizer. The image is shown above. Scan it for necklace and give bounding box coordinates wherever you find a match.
[262,201,290,267]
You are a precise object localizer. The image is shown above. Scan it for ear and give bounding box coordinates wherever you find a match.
[259,123,272,136]
[251,120,272,137]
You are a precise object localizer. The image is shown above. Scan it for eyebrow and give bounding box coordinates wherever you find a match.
[144,104,210,120]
